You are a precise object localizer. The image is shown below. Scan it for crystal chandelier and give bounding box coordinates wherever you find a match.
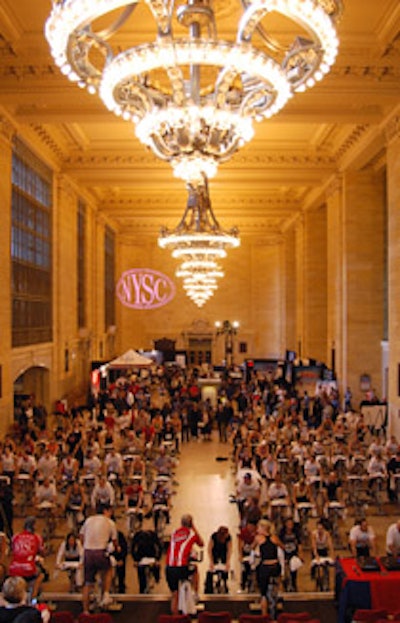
[45,0,342,186]
[158,177,240,306]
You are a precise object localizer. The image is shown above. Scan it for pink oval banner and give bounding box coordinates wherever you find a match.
[116,268,176,310]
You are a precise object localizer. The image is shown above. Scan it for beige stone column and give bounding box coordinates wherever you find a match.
[302,205,328,363]
[0,117,15,434]
[343,169,385,403]
[283,227,297,352]
[326,177,344,383]
[326,171,385,404]
[251,241,284,358]
[386,115,400,436]
[52,175,79,401]
[94,215,106,360]
[295,215,305,358]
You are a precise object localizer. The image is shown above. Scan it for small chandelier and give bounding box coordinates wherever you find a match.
[158,176,240,306]
[45,0,342,186]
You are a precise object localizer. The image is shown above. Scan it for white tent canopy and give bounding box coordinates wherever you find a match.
[106,349,153,369]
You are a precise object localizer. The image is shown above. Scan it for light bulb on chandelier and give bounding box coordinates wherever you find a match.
[45,0,342,305]
[158,176,239,306]
[45,0,342,186]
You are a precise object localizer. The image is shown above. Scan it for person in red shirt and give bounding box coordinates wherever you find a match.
[142,422,156,445]
[9,517,45,600]
[166,514,204,614]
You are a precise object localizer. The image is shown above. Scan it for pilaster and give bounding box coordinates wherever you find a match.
[385,113,400,436]
[345,169,385,404]
[326,169,385,404]
[0,118,15,433]
[295,215,305,358]
[283,227,297,352]
[302,205,328,363]
[53,175,79,400]
[326,176,345,385]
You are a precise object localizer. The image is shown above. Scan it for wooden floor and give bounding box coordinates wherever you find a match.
[27,431,400,598]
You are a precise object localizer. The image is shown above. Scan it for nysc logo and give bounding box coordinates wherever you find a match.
[116,269,176,310]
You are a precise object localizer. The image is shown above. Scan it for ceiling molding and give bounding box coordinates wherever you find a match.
[28,123,66,164]
[64,150,336,170]
[375,0,400,50]
[0,0,398,243]
[0,4,23,44]
[334,125,371,161]
[0,113,16,143]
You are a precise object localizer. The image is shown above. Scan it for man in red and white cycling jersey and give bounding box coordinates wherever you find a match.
[9,517,45,600]
[166,514,204,614]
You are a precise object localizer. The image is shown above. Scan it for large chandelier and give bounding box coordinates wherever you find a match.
[158,176,240,306]
[45,0,342,186]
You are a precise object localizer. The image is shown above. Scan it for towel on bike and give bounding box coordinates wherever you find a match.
[289,555,303,572]
[178,579,196,615]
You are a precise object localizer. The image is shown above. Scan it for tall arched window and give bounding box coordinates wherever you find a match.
[11,139,52,347]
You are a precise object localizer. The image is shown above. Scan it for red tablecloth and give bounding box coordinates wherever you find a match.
[339,557,400,612]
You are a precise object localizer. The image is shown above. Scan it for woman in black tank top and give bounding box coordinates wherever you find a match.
[255,519,284,616]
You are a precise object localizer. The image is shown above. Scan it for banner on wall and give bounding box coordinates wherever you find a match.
[116,268,176,310]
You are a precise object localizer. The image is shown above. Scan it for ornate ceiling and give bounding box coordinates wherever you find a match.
[0,0,400,239]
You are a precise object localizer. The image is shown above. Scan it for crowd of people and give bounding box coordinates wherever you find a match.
[0,363,398,617]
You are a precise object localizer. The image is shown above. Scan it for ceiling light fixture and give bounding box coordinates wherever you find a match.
[45,0,342,186]
[158,176,239,306]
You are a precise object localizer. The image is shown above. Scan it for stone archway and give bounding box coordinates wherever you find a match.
[13,365,50,420]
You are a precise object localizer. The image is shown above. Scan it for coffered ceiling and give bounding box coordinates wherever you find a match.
[1,1,400,239]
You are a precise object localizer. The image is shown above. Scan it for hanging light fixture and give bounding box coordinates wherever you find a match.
[45,0,342,186]
[158,176,240,306]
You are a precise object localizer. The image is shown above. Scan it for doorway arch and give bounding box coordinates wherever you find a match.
[13,365,50,418]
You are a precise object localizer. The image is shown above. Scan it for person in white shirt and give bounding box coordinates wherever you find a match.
[268,473,290,504]
[268,473,291,522]
[236,472,261,519]
[17,451,36,476]
[386,435,399,457]
[368,438,385,458]
[105,449,123,478]
[91,474,115,509]
[37,450,58,481]
[83,450,102,476]
[59,455,79,483]
[56,532,84,588]
[386,520,400,557]
[349,519,376,558]
[367,453,387,489]
[304,454,321,482]
[35,477,57,505]
[1,446,16,482]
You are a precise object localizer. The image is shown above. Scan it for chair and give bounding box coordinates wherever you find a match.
[198,612,232,623]
[239,615,273,623]
[50,612,75,623]
[352,610,389,623]
[77,614,113,623]
[158,616,192,623]
[277,614,312,623]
